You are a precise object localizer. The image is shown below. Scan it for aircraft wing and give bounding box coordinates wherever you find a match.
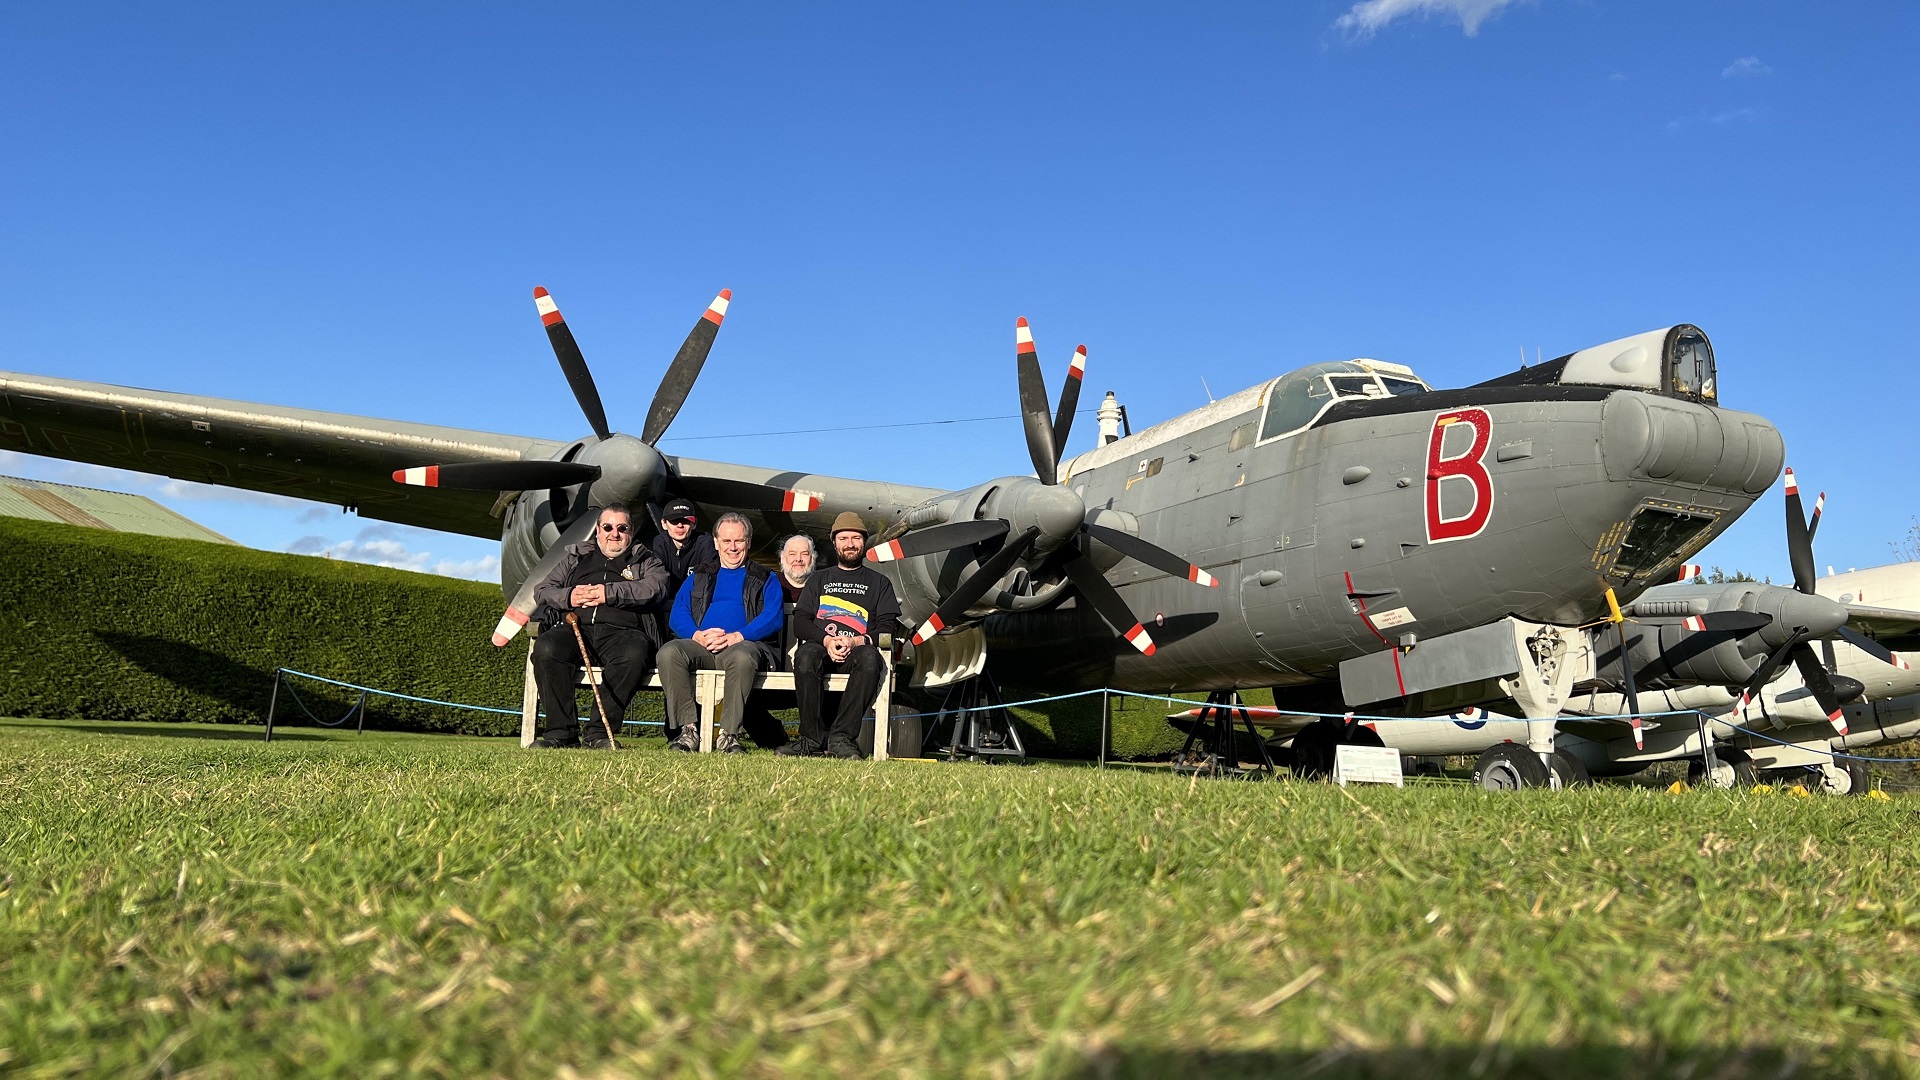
[1844,603,1920,650]
[0,370,564,539]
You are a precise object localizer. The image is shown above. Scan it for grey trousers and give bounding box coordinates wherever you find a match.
[657,637,776,735]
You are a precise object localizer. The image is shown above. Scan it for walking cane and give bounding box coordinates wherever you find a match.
[564,612,621,749]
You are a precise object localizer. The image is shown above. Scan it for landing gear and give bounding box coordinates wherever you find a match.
[1472,744,1550,791]
[1172,691,1275,780]
[1286,718,1383,780]
[1548,749,1590,789]
[927,674,1026,764]
[1686,746,1759,790]
[1817,757,1872,796]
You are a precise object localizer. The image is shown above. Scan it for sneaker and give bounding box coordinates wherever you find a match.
[669,724,701,753]
[825,737,863,760]
[714,729,748,755]
[776,737,823,758]
[532,732,580,749]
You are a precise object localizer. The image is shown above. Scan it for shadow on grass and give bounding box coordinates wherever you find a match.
[0,718,323,742]
[1065,1043,1854,1078]
[93,630,276,715]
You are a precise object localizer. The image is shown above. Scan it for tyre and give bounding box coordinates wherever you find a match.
[1472,744,1550,791]
[1817,757,1872,796]
[1549,748,1590,789]
[1288,719,1343,780]
[1686,747,1759,790]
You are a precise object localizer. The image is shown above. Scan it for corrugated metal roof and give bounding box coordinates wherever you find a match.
[0,475,236,544]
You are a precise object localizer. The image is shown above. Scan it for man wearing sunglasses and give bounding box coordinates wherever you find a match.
[649,497,718,591]
[528,502,673,749]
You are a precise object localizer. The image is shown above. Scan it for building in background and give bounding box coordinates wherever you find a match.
[0,475,234,545]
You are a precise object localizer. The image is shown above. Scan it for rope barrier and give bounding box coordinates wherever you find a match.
[277,668,521,716]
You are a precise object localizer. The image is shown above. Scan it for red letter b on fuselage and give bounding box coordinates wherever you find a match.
[1425,408,1494,543]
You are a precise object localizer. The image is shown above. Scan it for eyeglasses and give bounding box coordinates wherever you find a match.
[599,523,632,535]
[665,517,695,526]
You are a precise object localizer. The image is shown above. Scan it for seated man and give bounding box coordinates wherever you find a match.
[736,532,818,749]
[650,497,718,590]
[528,502,672,749]
[658,512,786,754]
[779,512,902,759]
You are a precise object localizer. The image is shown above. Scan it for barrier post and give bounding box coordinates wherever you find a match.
[354,689,369,736]
[264,668,283,742]
[1099,689,1110,770]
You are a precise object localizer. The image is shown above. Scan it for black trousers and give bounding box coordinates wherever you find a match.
[793,640,884,746]
[531,623,656,739]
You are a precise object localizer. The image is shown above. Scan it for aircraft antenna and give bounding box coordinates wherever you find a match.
[1519,345,1527,368]
[1201,376,1215,404]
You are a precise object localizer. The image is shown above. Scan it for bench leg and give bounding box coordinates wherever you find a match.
[521,641,539,748]
[872,661,892,762]
[698,669,719,754]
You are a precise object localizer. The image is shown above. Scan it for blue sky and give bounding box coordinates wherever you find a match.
[2,0,1915,585]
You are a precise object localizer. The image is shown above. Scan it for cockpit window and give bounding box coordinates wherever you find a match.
[1666,328,1717,404]
[1259,363,1431,443]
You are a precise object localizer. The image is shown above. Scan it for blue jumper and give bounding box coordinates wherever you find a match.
[670,566,785,642]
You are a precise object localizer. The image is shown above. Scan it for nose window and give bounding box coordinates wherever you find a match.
[1666,329,1717,403]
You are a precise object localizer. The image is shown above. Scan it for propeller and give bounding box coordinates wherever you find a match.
[888,318,1218,656]
[536,286,613,441]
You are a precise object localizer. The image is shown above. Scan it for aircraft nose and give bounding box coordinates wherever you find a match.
[1774,589,1849,639]
[1600,393,1783,495]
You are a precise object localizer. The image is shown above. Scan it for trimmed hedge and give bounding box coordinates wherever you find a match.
[0,517,524,734]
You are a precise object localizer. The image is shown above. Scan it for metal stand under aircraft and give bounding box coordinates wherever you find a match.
[1172,690,1275,780]
[928,674,1027,764]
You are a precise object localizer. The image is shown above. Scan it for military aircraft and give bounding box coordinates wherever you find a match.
[0,289,1795,764]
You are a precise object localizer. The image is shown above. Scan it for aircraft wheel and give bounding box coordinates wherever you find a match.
[1686,748,1759,790]
[1289,720,1342,780]
[1548,749,1590,789]
[1472,744,1549,792]
[1817,757,1872,796]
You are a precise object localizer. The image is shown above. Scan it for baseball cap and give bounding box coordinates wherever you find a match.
[661,498,698,524]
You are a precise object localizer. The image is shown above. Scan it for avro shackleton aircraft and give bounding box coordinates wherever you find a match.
[1,288,1831,767]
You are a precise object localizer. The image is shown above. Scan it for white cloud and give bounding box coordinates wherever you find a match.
[1334,0,1525,38]
[1666,107,1761,131]
[1608,71,1627,82]
[1722,56,1772,79]
[285,524,500,582]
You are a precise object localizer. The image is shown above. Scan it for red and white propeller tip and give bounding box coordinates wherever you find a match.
[1122,623,1157,656]
[533,286,564,327]
[1783,467,1798,496]
[780,490,820,512]
[867,539,906,563]
[394,466,440,487]
[911,612,947,646]
[1828,709,1849,736]
[1067,345,1087,381]
[1188,565,1219,587]
[1015,317,1035,356]
[1683,615,1706,632]
[1678,563,1702,581]
[702,288,733,326]
[491,606,530,648]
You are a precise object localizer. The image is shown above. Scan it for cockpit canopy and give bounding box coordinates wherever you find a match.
[1258,360,1432,442]
[1477,324,1719,405]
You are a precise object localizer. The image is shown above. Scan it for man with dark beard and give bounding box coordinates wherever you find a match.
[528,502,672,749]
[779,512,901,759]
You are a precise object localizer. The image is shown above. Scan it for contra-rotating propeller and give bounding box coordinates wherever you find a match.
[384,286,820,647]
[871,318,1217,655]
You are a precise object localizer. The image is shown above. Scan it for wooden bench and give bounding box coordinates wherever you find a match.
[519,629,897,759]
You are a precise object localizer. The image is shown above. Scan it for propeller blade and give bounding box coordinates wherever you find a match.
[1677,563,1702,582]
[1082,521,1219,587]
[490,513,599,647]
[1683,611,1772,635]
[1836,624,1911,670]
[1737,633,1804,713]
[1783,467,1817,595]
[1789,641,1850,736]
[641,289,731,446]
[1050,345,1087,464]
[867,519,1010,563]
[1807,490,1826,543]
[1015,318,1058,486]
[1617,622,1643,750]
[672,475,821,514]
[392,460,602,491]
[1061,544,1157,655]
[911,527,1038,646]
[533,287,612,442]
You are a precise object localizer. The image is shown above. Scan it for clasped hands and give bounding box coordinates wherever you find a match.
[569,584,608,608]
[824,633,863,662]
[692,627,743,653]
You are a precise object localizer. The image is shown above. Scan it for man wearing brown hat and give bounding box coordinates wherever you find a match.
[779,511,902,759]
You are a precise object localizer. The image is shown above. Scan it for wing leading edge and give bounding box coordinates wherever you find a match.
[0,370,565,538]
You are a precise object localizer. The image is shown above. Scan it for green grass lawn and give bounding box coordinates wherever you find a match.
[3,719,1918,1078]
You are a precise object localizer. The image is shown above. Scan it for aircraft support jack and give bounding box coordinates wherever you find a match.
[1172,690,1274,780]
[928,673,1027,764]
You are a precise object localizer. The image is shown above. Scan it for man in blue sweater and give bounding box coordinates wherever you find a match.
[658,512,787,753]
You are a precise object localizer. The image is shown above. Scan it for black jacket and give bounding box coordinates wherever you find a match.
[532,539,673,642]
[650,530,718,587]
